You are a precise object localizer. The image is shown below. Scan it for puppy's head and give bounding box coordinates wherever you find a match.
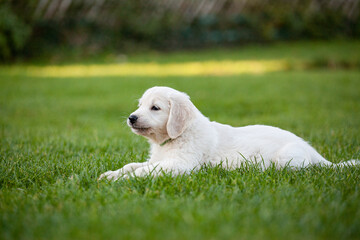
[127,87,196,144]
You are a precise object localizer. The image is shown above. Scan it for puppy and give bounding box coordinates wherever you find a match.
[99,86,358,180]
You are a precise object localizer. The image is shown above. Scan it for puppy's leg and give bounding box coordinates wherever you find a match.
[125,160,196,178]
[121,162,149,173]
[99,162,149,180]
[126,163,161,178]
[276,143,311,168]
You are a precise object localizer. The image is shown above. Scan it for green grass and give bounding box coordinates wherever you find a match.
[1,40,360,240]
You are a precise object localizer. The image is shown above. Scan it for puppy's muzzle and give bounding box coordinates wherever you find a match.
[128,115,138,124]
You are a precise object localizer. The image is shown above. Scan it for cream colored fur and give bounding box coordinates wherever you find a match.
[99,86,358,180]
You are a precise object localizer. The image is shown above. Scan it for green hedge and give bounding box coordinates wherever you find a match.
[1,1,359,61]
[0,4,31,61]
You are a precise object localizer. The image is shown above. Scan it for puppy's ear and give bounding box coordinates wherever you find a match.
[167,93,195,139]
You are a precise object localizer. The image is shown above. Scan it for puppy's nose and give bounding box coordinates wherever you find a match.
[128,115,138,124]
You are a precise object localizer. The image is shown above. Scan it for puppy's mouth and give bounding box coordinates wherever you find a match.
[129,123,151,133]
[131,127,151,136]
[127,119,151,134]
[131,126,150,131]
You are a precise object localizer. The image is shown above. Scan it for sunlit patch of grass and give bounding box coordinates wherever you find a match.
[1,60,288,77]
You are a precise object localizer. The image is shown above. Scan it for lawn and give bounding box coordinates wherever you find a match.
[0,40,360,240]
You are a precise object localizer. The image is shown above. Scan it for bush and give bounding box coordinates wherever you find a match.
[1,0,359,61]
[0,4,31,61]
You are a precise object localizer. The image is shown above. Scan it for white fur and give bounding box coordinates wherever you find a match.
[99,86,358,180]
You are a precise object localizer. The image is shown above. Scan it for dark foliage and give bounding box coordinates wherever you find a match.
[1,0,359,61]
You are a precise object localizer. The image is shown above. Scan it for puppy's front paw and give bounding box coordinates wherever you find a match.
[122,174,130,179]
[121,162,146,173]
[98,170,121,181]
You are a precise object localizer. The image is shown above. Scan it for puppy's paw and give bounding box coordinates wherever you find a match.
[121,174,130,179]
[121,162,146,173]
[98,170,121,181]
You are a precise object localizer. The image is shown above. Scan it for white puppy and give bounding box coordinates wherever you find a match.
[99,86,358,180]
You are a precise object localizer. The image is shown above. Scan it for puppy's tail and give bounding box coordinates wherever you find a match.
[310,148,360,167]
[333,159,360,167]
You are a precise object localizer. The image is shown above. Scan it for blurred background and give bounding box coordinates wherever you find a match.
[1,0,359,62]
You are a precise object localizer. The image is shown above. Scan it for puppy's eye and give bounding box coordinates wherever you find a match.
[151,106,160,111]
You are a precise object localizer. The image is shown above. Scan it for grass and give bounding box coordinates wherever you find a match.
[0,40,360,240]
